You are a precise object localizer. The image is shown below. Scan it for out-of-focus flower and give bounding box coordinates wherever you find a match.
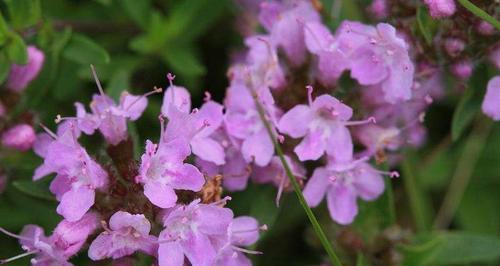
[423,0,456,18]
[367,0,388,19]
[88,211,157,260]
[477,21,495,36]
[451,59,473,80]
[482,76,500,121]
[490,46,500,70]
[5,46,45,92]
[158,199,233,266]
[1,123,36,151]
[444,38,465,58]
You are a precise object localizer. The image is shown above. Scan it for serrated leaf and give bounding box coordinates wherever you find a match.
[5,33,28,65]
[12,180,56,201]
[451,64,490,141]
[63,34,110,65]
[401,232,500,266]
[4,0,41,29]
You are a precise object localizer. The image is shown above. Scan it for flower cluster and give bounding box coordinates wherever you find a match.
[2,66,265,265]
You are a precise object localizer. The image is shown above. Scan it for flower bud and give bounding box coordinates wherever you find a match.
[423,0,456,18]
[451,60,473,80]
[6,46,45,93]
[1,123,36,151]
[444,38,465,58]
[477,21,495,36]
[367,0,388,19]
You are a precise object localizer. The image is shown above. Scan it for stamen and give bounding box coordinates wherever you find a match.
[124,86,163,111]
[424,95,433,104]
[344,117,376,126]
[39,123,58,139]
[210,196,232,206]
[90,65,105,96]
[306,85,314,106]
[372,169,400,178]
[0,250,38,264]
[0,227,33,242]
[232,246,263,255]
[159,114,165,142]
[101,220,112,233]
[277,134,285,144]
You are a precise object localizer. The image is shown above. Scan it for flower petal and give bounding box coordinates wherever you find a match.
[144,181,177,209]
[278,104,312,138]
[57,187,95,222]
[326,185,358,225]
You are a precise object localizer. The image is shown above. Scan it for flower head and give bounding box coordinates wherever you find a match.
[423,0,456,18]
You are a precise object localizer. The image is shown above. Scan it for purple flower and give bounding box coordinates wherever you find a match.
[0,213,98,265]
[195,129,252,191]
[303,158,386,224]
[367,0,388,19]
[259,0,320,66]
[444,38,465,58]
[424,0,456,18]
[70,67,150,145]
[215,216,263,266]
[253,155,305,206]
[482,76,500,121]
[305,21,415,103]
[477,21,495,36]
[278,87,373,164]
[158,199,234,266]
[161,84,191,117]
[6,46,45,92]
[224,78,279,167]
[451,59,473,80]
[88,211,157,260]
[1,123,36,151]
[33,124,108,221]
[137,138,204,208]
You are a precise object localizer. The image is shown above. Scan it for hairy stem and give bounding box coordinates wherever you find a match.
[457,0,500,30]
[433,118,493,229]
[250,90,342,266]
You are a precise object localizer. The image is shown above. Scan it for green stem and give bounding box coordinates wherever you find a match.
[250,90,342,266]
[433,118,493,229]
[402,159,429,232]
[457,0,500,30]
[382,174,396,227]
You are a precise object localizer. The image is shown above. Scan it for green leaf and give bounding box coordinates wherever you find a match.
[401,232,500,265]
[451,64,490,141]
[0,53,11,84]
[162,46,205,77]
[63,34,110,65]
[119,0,151,28]
[416,6,434,45]
[5,33,28,64]
[0,14,9,45]
[164,0,229,41]
[106,70,131,101]
[12,180,56,202]
[4,0,41,29]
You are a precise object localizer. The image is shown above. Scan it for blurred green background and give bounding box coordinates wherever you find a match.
[0,0,499,265]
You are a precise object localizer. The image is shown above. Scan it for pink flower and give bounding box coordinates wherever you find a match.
[477,21,495,36]
[158,199,234,266]
[424,0,456,18]
[88,211,157,260]
[367,0,388,19]
[482,76,500,121]
[278,87,373,164]
[0,213,98,265]
[305,21,414,103]
[137,138,204,208]
[33,124,108,221]
[6,46,45,92]
[451,59,473,80]
[259,0,320,66]
[215,216,263,266]
[1,123,36,151]
[444,38,465,58]
[303,158,386,224]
